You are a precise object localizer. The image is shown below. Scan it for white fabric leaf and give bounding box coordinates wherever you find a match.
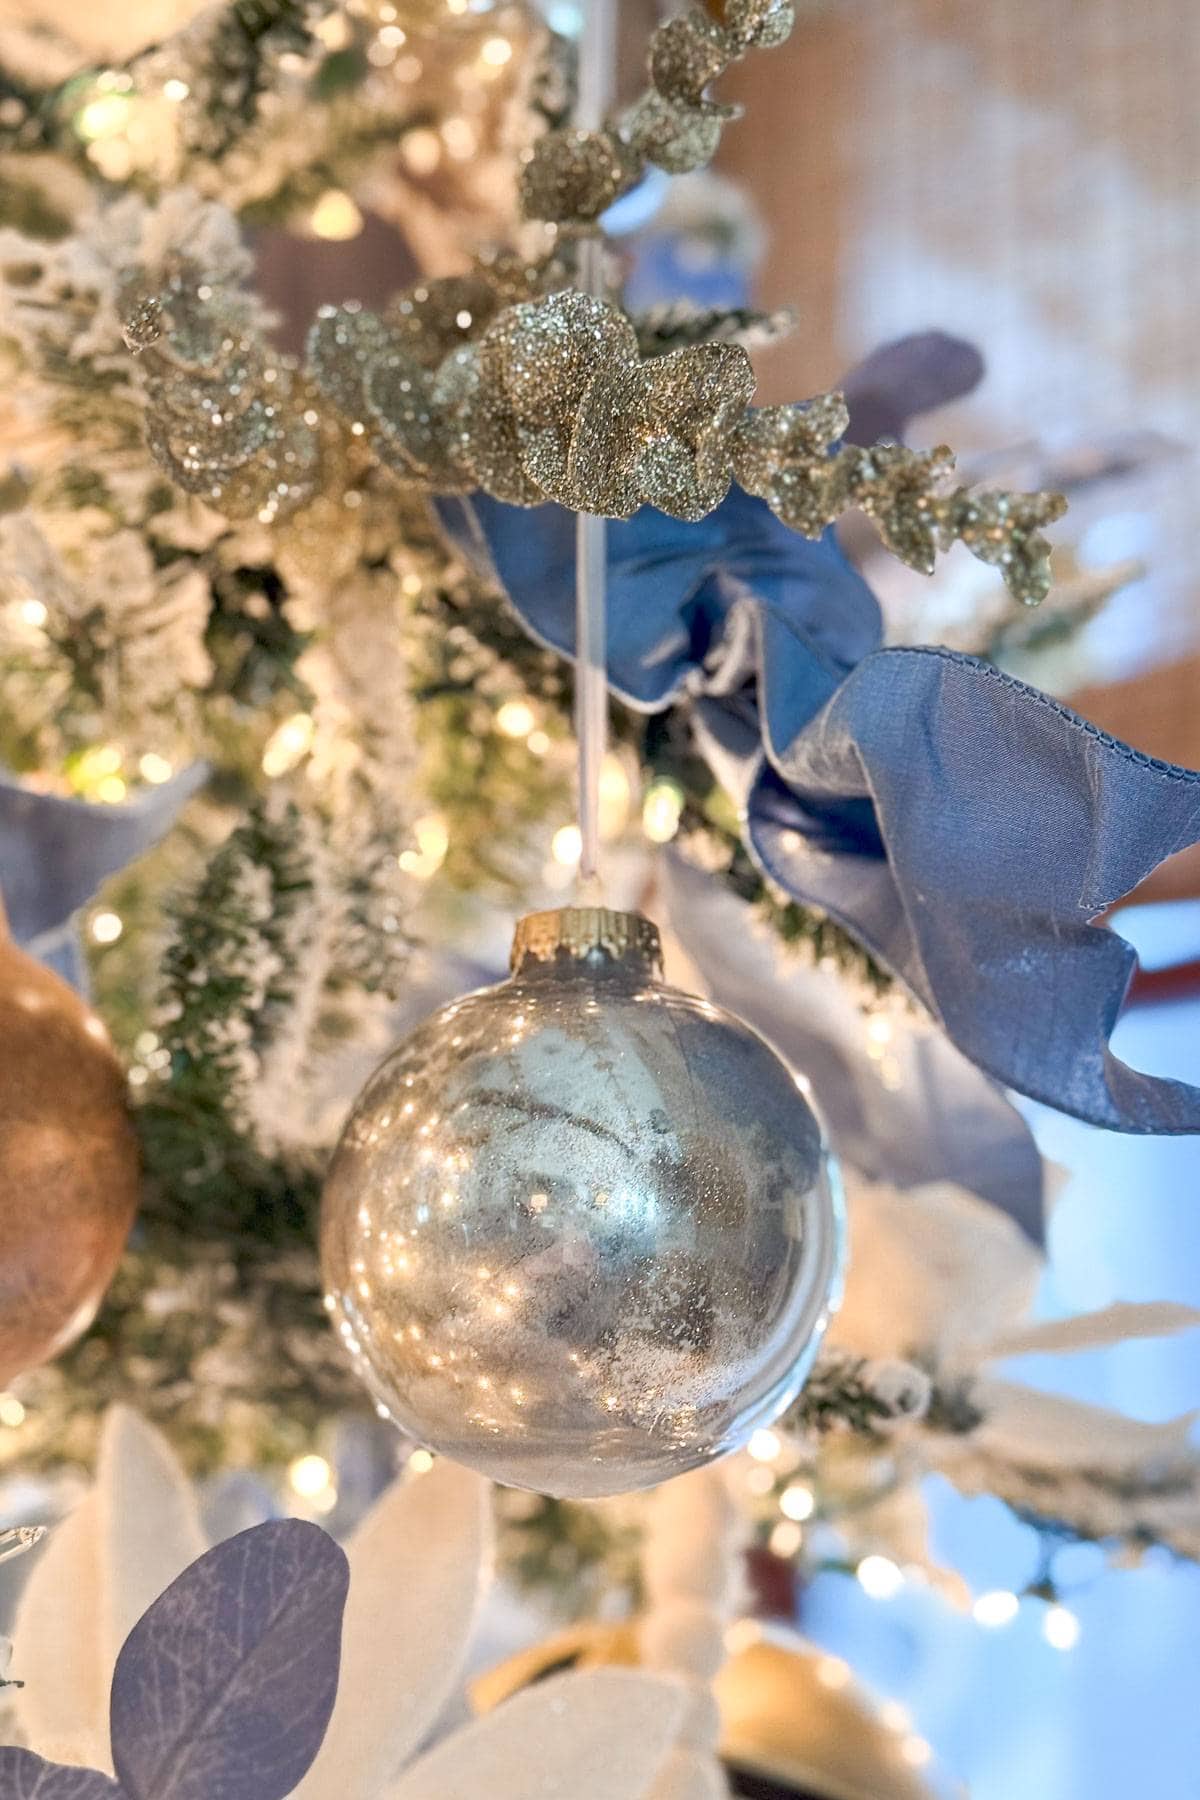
[650,1749,727,1800]
[94,1404,207,1676]
[384,1670,685,1800]
[293,1459,492,1800]
[829,1174,1042,1367]
[969,1378,1198,1472]
[10,1494,108,1769]
[987,1301,1200,1360]
[11,1405,205,1770]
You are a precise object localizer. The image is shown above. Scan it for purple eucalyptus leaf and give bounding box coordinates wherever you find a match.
[0,1749,123,1799]
[841,330,986,446]
[109,1519,348,1800]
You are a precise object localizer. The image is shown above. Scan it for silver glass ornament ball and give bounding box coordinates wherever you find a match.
[321,908,843,1498]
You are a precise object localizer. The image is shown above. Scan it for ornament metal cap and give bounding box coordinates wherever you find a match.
[510,906,664,975]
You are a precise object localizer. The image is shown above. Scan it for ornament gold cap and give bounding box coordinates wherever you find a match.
[510,907,663,975]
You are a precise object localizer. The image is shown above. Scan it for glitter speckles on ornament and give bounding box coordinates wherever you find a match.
[321,908,842,1498]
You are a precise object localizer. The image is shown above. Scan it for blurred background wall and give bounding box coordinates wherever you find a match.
[717,9,1200,1797]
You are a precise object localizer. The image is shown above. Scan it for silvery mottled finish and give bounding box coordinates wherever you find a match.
[321,947,842,1499]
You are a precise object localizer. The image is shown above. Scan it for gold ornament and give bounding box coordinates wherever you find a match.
[321,907,842,1498]
[0,919,140,1387]
[473,1620,945,1799]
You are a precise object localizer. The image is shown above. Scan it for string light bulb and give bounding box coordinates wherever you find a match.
[309,190,364,241]
[1043,1603,1080,1650]
[642,777,684,844]
[747,1428,781,1463]
[779,1482,815,1521]
[90,911,124,946]
[261,712,315,777]
[496,699,537,739]
[972,1589,1020,1628]
[856,1555,904,1600]
[551,823,582,866]
[398,813,449,879]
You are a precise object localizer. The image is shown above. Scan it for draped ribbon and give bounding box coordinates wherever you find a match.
[444,486,1200,1145]
[0,764,206,984]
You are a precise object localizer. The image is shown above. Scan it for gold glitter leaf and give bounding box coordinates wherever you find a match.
[723,0,796,50]
[625,91,736,175]
[482,290,639,430]
[649,9,733,102]
[307,303,389,427]
[518,128,641,224]
[383,274,504,370]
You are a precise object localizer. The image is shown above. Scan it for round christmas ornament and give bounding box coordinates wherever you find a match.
[0,916,140,1387]
[321,906,842,1497]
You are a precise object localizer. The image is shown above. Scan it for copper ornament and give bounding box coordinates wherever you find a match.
[0,922,140,1386]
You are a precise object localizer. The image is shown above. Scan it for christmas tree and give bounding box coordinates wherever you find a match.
[2,2,1200,1794]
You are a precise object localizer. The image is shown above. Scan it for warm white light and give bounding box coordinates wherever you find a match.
[747,1428,781,1463]
[315,12,351,47]
[1043,1603,1080,1650]
[398,812,449,879]
[84,745,123,777]
[879,1700,911,1732]
[815,1655,851,1690]
[138,752,174,785]
[288,1453,333,1498]
[19,599,47,627]
[642,777,684,844]
[90,911,123,945]
[857,1555,904,1600]
[973,1589,1020,1629]
[162,78,190,101]
[0,1395,26,1428]
[309,190,364,241]
[77,93,132,141]
[261,711,315,776]
[552,824,582,866]
[481,34,513,64]
[769,1521,802,1559]
[496,699,537,738]
[401,128,441,175]
[780,1483,815,1522]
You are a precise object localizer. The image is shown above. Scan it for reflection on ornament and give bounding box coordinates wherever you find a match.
[321,907,842,1498]
[472,1620,947,1799]
[0,919,139,1387]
